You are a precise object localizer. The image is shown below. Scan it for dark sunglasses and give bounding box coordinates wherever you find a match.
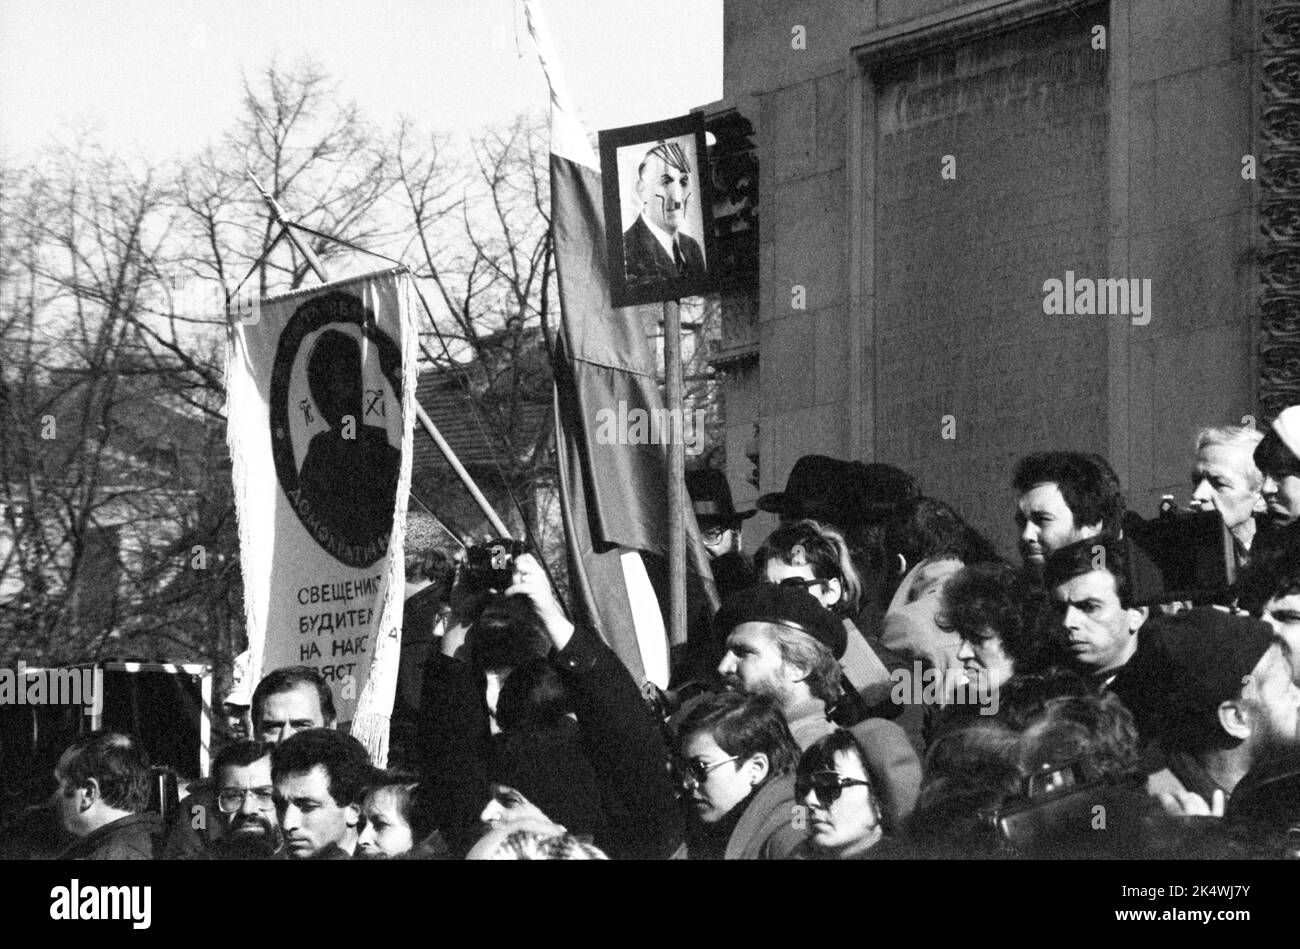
[672,755,739,787]
[796,772,872,807]
[768,576,829,591]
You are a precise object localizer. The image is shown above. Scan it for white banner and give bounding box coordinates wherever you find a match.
[225,267,418,763]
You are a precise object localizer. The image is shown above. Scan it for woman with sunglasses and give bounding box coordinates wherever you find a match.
[672,691,804,860]
[754,520,904,725]
[792,730,886,859]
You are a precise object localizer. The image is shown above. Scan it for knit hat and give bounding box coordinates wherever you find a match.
[713,583,847,659]
[1113,608,1276,752]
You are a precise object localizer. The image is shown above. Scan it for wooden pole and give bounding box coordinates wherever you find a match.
[663,299,687,648]
[246,170,513,540]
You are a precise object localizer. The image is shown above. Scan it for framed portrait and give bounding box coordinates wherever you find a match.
[599,113,718,307]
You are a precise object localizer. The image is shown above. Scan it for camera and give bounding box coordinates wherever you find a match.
[1123,507,1236,605]
[462,538,529,593]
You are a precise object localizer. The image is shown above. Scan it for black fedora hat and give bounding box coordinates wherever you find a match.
[756,455,859,524]
[686,468,756,526]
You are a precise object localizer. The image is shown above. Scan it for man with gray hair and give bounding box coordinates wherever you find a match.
[1190,423,1264,559]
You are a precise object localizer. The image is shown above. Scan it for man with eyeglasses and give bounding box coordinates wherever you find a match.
[204,740,281,859]
[687,467,756,602]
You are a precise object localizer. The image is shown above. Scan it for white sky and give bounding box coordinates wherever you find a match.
[0,0,723,163]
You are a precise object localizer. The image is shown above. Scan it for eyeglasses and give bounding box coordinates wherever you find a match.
[217,787,275,813]
[795,772,872,807]
[674,755,739,787]
[768,576,829,591]
[700,527,727,544]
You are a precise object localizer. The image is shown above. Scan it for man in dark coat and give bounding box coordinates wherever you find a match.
[623,139,706,289]
[54,731,161,860]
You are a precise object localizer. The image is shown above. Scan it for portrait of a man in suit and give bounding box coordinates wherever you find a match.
[622,139,707,290]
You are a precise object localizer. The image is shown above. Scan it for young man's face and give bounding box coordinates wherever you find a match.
[217,755,279,843]
[1262,592,1300,681]
[1016,482,1101,566]
[1050,569,1144,676]
[258,684,327,745]
[1190,444,1263,534]
[637,152,690,235]
[274,765,358,859]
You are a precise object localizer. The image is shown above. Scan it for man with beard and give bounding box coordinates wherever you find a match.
[205,741,281,859]
[713,584,921,828]
[1113,609,1300,812]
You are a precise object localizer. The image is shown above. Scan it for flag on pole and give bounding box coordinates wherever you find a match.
[524,0,717,688]
[225,267,418,764]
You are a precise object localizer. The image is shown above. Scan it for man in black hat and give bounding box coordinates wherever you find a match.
[1112,608,1300,813]
[686,468,756,601]
[756,455,918,531]
[713,584,921,826]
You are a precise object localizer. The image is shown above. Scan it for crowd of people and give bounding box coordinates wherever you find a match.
[16,405,1300,860]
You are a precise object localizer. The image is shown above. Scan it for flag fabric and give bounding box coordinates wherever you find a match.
[525,0,717,688]
[225,266,418,764]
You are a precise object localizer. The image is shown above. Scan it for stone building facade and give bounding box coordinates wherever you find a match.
[704,0,1300,555]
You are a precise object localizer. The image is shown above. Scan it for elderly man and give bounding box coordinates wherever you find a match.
[252,665,336,745]
[1012,451,1125,570]
[622,139,706,288]
[271,729,372,860]
[1190,425,1265,559]
[1043,537,1149,685]
[54,731,160,860]
[713,583,921,827]
[1113,609,1300,812]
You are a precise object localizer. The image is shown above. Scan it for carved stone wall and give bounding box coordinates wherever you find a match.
[1258,2,1300,420]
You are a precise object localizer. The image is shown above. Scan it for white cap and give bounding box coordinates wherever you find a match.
[1272,405,1300,462]
[225,649,252,707]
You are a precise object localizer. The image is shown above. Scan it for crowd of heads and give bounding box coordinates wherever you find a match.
[27,407,1300,862]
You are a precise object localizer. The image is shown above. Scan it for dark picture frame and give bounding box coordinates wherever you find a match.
[599,113,718,307]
